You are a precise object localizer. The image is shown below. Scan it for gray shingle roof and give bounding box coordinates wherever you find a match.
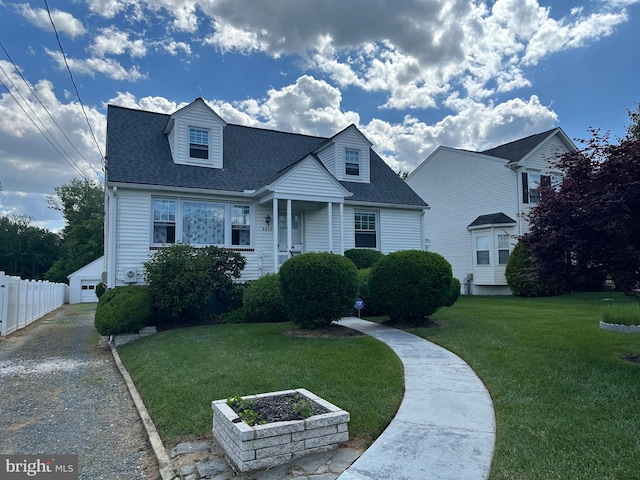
[467,212,517,228]
[106,104,427,208]
[480,128,558,163]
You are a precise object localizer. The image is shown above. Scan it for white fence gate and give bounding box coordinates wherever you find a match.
[0,272,68,336]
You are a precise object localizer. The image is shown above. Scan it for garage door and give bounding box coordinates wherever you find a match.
[80,281,99,302]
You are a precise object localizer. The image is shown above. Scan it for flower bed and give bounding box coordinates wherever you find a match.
[212,388,349,472]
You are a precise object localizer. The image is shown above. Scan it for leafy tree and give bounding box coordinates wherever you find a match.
[143,244,246,322]
[527,129,640,295]
[45,178,104,283]
[0,214,61,279]
[626,102,640,141]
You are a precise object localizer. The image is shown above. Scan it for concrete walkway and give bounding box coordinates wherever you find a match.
[335,317,495,480]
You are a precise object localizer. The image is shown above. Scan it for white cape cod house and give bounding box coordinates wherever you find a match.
[406,128,577,295]
[103,98,428,287]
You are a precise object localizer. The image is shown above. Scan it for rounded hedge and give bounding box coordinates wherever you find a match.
[94,285,153,336]
[506,242,559,297]
[344,249,384,269]
[279,252,358,329]
[369,250,452,322]
[445,277,461,307]
[243,273,288,323]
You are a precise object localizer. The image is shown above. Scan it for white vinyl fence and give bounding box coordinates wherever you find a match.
[0,272,68,336]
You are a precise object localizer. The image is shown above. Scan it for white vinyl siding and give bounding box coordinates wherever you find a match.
[407,147,517,288]
[167,101,224,168]
[379,209,423,253]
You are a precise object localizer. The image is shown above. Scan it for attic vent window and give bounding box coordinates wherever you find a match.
[189,128,209,159]
[345,148,360,176]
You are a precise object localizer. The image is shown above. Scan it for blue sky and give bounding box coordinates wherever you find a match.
[1,0,639,231]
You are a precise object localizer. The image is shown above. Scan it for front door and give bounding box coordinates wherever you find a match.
[278,213,303,262]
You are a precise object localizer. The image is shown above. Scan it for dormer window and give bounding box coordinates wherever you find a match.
[345,148,360,176]
[189,127,209,159]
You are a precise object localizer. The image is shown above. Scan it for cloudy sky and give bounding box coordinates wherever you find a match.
[1,0,639,231]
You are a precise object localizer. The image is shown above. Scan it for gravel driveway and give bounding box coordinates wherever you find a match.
[0,304,159,479]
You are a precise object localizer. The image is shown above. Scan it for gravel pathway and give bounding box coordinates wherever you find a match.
[0,304,159,480]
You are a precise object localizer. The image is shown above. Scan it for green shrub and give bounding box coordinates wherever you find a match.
[344,249,384,269]
[95,282,106,299]
[279,252,358,329]
[243,273,288,323]
[506,242,560,297]
[94,285,153,336]
[445,277,461,307]
[369,250,452,323]
[143,244,246,322]
[219,308,247,324]
[601,303,640,326]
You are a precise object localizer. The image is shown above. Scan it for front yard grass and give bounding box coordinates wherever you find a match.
[118,292,640,479]
[419,292,640,480]
[117,322,403,448]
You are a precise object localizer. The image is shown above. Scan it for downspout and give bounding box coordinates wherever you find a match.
[107,186,117,288]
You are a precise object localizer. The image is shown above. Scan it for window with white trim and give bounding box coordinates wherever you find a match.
[345,148,360,176]
[522,172,551,204]
[476,235,490,265]
[153,199,176,244]
[231,205,251,246]
[182,201,225,245]
[189,127,209,159]
[152,198,251,247]
[498,234,510,265]
[355,211,377,248]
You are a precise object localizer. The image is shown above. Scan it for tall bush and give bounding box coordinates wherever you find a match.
[506,241,560,297]
[243,274,288,323]
[368,250,452,323]
[143,244,246,321]
[94,285,153,336]
[344,249,384,269]
[279,252,358,329]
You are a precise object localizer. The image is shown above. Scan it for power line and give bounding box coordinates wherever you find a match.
[0,42,102,179]
[44,0,106,170]
[0,76,88,179]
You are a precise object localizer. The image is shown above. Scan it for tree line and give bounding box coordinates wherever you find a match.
[0,178,103,284]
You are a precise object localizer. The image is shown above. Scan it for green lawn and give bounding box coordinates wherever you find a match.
[118,292,640,479]
[418,292,640,480]
[117,322,403,448]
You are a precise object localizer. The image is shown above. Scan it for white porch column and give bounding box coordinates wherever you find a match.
[273,200,279,273]
[286,199,292,256]
[339,203,344,255]
[328,202,333,253]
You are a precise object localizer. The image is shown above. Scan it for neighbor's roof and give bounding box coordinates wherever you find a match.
[105,104,427,208]
[480,128,567,163]
[467,212,517,229]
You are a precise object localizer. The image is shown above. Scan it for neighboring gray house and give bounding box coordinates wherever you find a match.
[104,98,428,287]
[406,128,577,295]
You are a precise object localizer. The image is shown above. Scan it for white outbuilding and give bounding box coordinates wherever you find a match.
[67,256,104,304]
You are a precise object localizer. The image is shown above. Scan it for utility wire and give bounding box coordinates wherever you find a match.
[0,42,102,179]
[44,0,106,171]
[0,76,88,179]
[0,59,92,180]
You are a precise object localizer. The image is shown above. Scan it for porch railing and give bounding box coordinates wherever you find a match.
[0,272,67,336]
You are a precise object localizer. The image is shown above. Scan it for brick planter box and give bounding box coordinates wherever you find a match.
[212,388,349,473]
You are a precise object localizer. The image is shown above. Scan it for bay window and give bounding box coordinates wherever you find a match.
[476,235,490,265]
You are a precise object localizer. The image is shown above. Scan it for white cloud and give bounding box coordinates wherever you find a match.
[91,27,148,58]
[46,48,147,81]
[0,62,104,229]
[14,3,86,38]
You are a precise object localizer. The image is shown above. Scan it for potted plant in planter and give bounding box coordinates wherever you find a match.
[212,388,349,473]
